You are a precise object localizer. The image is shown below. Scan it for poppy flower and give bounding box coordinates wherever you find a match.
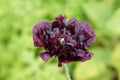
[32,15,96,67]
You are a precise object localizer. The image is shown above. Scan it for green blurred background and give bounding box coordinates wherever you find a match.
[0,0,120,80]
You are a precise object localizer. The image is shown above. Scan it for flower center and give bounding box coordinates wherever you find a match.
[59,38,65,45]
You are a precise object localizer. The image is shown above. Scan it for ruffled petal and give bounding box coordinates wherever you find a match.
[33,35,44,46]
[32,22,52,47]
[81,21,96,42]
[39,52,52,62]
[52,15,66,29]
[33,15,96,67]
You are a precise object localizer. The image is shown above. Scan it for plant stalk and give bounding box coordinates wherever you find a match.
[64,64,72,80]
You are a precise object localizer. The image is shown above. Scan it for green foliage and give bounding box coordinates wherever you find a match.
[106,8,120,36]
[0,0,120,80]
[83,2,113,29]
[74,48,113,80]
[112,43,120,79]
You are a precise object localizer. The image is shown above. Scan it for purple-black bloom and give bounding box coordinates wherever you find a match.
[32,15,96,67]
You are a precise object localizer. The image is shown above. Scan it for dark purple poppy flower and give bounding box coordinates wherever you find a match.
[32,15,96,67]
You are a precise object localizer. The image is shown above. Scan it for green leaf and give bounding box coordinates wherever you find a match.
[111,43,120,70]
[82,2,113,29]
[106,8,120,36]
[111,43,120,80]
[73,47,113,80]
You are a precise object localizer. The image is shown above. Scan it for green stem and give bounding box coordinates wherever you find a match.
[64,64,72,80]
